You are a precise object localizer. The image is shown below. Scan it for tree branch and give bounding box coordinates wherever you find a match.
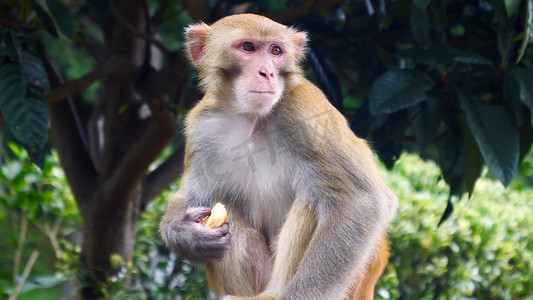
[100,106,177,209]
[46,58,130,105]
[0,18,39,31]
[141,144,185,207]
[111,8,171,56]
[8,250,39,300]
[35,38,98,207]
[182,0,211,22]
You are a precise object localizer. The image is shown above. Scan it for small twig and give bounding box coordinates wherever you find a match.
[9,250,40,300]
[111,9,171,56]
[0,18,39,31]
[36,218,63,257]
[45,58,130,105]
[13,217,28,283]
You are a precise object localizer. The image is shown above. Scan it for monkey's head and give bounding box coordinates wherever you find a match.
[185,14,308,117]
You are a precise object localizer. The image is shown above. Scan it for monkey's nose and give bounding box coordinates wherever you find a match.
[259,70,275,80]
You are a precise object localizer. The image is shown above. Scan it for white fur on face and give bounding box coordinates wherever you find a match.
[232,74,284,117]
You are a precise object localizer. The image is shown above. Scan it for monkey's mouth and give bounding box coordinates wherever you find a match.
[248,90,275,94]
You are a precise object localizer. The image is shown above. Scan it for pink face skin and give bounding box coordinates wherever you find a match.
[230,38,288,117]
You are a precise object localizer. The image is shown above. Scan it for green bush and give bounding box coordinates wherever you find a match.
[0,143,79,299]
[377,154,533,299]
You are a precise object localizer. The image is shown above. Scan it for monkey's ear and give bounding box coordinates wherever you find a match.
[185,23,210,66]
[293,31,308,62]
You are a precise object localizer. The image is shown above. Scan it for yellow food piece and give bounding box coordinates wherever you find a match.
[202,202,228,228]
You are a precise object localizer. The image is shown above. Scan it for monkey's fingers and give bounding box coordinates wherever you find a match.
[183,207,211,222]
[193,229,231,262]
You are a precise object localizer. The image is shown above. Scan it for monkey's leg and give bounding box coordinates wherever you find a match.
[206,215,272,298]
[262,200,318,297]
[345,232,390,300]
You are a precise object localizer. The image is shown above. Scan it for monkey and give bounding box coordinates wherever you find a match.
[160,14,398,300]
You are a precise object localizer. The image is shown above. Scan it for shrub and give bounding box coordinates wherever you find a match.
[378,154,533,299]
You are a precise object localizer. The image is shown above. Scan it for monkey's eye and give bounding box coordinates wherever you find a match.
[271,45,282,56]
[242,42,255,51]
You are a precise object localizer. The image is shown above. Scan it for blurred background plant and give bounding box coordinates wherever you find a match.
[1,0,533,299]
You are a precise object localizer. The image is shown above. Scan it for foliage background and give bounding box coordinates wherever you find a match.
[1,0,533,299]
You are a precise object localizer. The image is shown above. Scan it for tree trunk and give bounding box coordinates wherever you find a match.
[38,0,191,297]
[43,0,185,298]
[78,189,143,299]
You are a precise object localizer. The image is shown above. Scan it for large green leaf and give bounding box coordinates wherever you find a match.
[410,5,431,46]
[2,97,49,166]
[510,67,533,126]
[504,0,523,17]
[440,129,464,196]
[0,64,25,110]
[463,126,484,197]
[429,0,448,27]
[503,66,525,126]
[370,69,434,114]
[0,30,50,167]
[31,0,59,38]
[459,91,519,187]
[516,0,532,63]
[47,0,75,37]
[19,48,50,97]
[408,96,440,150]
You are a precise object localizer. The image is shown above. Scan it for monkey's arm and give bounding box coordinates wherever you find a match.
[267,192,392,300]
[159,190,231,263]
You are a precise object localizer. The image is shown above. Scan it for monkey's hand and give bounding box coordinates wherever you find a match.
[161,206,230,263]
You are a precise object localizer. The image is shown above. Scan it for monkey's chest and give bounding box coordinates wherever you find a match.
[201,115,295,238]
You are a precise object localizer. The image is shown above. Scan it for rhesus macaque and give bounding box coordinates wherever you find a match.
[160,14,398,300]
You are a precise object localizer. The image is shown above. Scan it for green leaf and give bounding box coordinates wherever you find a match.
[503,66,524,125]
[0,64,25,109]
[510,67,533,126]
[410,5,431,47]
[413,0,433,10]
[504,0,523,17]
[429,0,448,27]
[440,130,464,196]
[459,91,519,186]
[21,275,65,293]
[408,97,440,150]
[17,42,50,97]
[437,195,453,227]
[1,96,49,167]
[463,126,484,197]
[31,0,59,38]
[516,0,533,63]
[47,0,75,37]
[370,69,434,114]
[0,30,50,168]
[487,0,511,22]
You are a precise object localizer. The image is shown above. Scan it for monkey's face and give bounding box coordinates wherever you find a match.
[230,39,286,117]
[185,14,308,117]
